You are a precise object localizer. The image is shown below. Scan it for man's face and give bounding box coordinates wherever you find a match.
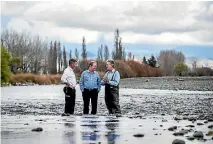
[90,62,97,71]
[71,62,78,69]
[106,62,113,70]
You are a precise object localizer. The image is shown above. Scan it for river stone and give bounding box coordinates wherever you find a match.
[168,126,177,131]
[187,137,195,140]
[186,125,195,128]
[193,131,204,138]
[173,130,188,136]
[206,131,213,136]
[31,127,43,132]
[197,123,204,126]
[133,133,144,137]
[208,125,213,129]
[172,139,185,144]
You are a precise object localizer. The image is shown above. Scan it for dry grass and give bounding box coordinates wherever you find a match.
[9,60,164,84]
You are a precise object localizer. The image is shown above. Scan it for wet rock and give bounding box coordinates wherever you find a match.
[174,117,182,121]
[193,131,204,138]
[155,133,158,135]
[161,114,165,116]
[208,125,213,129]
[204,121,208,124]
[145,79,149,82]
[187,137,195,141]
[173,130,188,136]
[153,128,157,130]
[208,119,213,122]
[162,119,168,122]
[31,127,43,132]
[172,139,185,144]
[185,125,195,128]
[160,125,163,127]
[168,126,177,131]
[183,117,188,120]
[197,122,204,126]
[212,137,213,140]
[188,117,196,121]
[24,123,29,125]
[139,124,142,127]
[206,131,213,136]
[133,133,144,137]
[61,113,70,116]
[135,112,140,115]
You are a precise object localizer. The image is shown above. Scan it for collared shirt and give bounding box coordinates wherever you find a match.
[101,69,120,86]
[61,66,77,87]
[79,70,101,92]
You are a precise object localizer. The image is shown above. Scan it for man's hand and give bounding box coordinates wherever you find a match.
[103,78,109,83]
[69,84,73,88]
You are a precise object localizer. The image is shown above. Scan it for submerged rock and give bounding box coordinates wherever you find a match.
[172,139,185,144]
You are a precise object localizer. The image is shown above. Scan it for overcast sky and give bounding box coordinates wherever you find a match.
[1,1,213,58]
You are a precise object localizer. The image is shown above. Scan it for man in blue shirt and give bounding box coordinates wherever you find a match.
[80,61,101,114]
[101,60,121,114]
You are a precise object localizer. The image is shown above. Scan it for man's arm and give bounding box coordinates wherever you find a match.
[101,73,107,85]
[61,69,70,85]
[79,71,85,92]
[96,72,101,92]
[109,71,120,86]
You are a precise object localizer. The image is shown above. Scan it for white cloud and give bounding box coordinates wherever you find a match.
[2,1,213,45]
[7,17,101,43]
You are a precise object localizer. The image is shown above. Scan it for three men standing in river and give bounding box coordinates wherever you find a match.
[61,59,121,115]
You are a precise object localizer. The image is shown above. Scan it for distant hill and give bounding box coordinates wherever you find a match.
[186,57,213,69]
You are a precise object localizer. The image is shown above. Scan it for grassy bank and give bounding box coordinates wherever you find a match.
[3,60,164,86]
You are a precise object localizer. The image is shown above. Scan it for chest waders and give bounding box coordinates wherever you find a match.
[105,71,121,114]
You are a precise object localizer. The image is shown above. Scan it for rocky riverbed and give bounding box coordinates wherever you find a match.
[1,77,213,144]
[120,76,213,91]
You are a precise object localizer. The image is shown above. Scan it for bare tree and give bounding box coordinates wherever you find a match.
[157,50,185,75]
[63,46,67,69]
[81,36,87,60]
[104,44,109,61]
[69,49,72,60]
[75,48,79,60]
[57,41,62,73]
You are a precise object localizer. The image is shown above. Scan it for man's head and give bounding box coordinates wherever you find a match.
[106,60,115,71]
[69,59,78,69]
[88,61,97,72]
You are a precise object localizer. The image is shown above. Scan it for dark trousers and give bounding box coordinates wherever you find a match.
[63,87,76,114]
[105,85,121,114]
[82,88,98,114]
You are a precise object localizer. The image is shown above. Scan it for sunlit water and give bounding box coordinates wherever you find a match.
[1,85,213,144]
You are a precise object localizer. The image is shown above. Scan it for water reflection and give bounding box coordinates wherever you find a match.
[81,116,101,142]
[105,118,120,144]
[63,122,76,144]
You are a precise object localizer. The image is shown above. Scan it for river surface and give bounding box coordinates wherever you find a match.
[1,85,213,144]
